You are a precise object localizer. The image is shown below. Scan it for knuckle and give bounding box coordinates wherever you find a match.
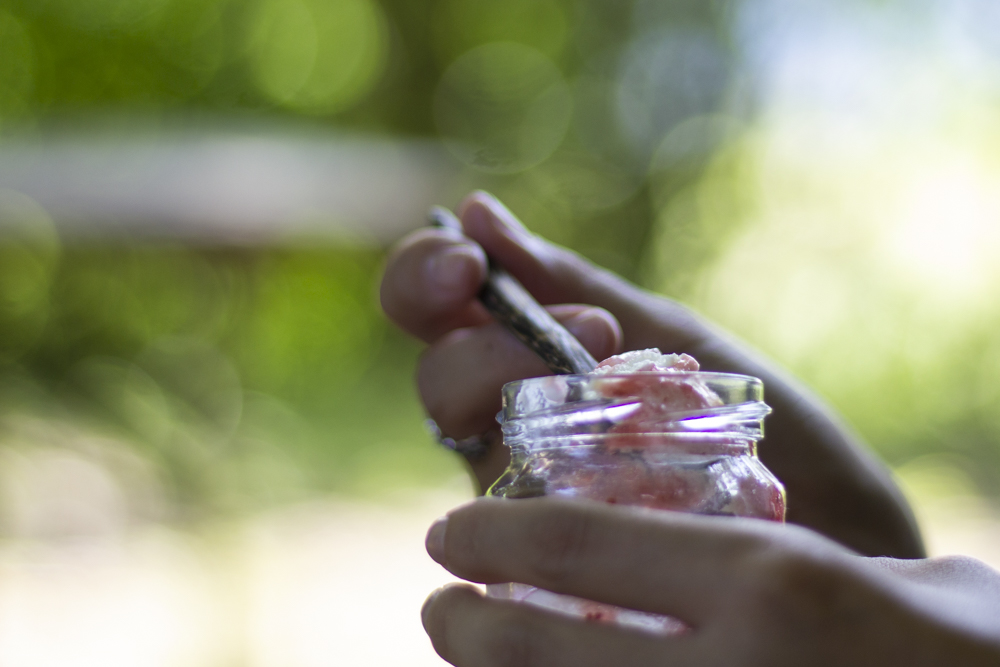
[483,611,546,667]
[525,505,594,588]
[753,549,811,599]
[930,554,989,574]
[743,546,853,628]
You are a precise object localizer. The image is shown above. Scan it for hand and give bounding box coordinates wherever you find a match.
[380,191,923,558]
[421,498,1000,667]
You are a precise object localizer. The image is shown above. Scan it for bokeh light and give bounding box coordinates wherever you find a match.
[0,191,59,364]
[0,0,999,664]
[36,0,170,34]
[434,42,572,173]
[246,0,388,114]
[153,0,228,91]
[884,156,1000,298]
[660,0,1000,488]
[431,0,569,64]
[615,27,731,162]
[0,10,35,126]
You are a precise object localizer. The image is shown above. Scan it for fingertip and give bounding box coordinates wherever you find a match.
[421,584,484,634]
[423,243,487,299]
[421,586,445,630]
[426,516,448,564]
[455,190,495,221]
[562,307,623,361]
[458,191,532,244]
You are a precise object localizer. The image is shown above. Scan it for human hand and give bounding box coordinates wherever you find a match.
[421,498,1000,667]
[380,191,922,557]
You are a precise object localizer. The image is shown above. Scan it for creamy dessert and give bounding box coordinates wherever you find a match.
[548,349,784,517]
[486,349,785,633]
[591,348,700,374]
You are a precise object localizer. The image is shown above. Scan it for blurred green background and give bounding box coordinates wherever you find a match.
[0,0,999,532]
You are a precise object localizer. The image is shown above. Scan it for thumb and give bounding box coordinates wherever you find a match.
[457,191,597,307]
[457,191,706,352]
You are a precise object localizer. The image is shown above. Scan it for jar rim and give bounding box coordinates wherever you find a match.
[503,371,763,391]
[499,371,770,448]
[502,372,766,419]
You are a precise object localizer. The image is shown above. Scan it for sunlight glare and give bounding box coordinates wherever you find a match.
[887,159,1000,297]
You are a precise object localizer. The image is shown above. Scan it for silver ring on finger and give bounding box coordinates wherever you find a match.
[424,419,494,461]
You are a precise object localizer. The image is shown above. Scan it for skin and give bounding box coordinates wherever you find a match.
[420,498,1000,667]
[380,191,921,558]
[382,192,1000,665]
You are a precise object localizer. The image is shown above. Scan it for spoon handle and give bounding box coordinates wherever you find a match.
[428,206,598,375]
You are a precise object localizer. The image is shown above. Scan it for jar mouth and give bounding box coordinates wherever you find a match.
[500,372,770,453]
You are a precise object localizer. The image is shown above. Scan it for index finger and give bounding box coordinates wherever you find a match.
[427,498,841,625]
[380,228,491,343]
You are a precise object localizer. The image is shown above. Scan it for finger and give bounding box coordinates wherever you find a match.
[427,497,802,625]
[380,228,491,343]
[457,192,708,352]
[421,583,685,667]
[418,305,622,439]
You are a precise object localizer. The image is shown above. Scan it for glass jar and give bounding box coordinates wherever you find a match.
[486,371,785,634]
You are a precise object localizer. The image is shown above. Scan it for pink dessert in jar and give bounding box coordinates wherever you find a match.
[486,348,785,633]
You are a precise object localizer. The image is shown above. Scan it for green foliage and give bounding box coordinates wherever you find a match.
[1,0,997,515]
[0,242,462,516]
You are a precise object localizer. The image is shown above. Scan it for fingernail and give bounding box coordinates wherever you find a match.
[426,516,448,564]
[421,587,444,629]
[566,309,619,356]
[424,246,479,296]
